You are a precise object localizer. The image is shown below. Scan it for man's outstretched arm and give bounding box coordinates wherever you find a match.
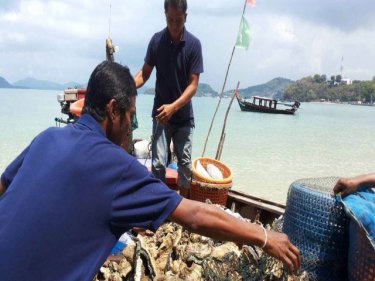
[169,198,301,274]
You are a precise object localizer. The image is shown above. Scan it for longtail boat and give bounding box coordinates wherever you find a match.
[236,92,300,115]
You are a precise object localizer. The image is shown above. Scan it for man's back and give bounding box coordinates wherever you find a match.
[0,114,181,280]
[0,116,123,280]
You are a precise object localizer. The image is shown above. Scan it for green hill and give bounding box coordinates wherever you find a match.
[235,77,294,100]
[196,83,218,97]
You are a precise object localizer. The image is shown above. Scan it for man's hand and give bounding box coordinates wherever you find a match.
[334,177,359,196]
[263,231,301,274]
[155,73,199,124]
[0,180,5,196]
[156,104,177,124]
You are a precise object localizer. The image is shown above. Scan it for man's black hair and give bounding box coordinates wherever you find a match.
[82,61,137,121]
[164,0,187,13]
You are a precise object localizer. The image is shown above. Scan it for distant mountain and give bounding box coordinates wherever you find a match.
[141,83,219,97]
[0,76,13,88]
[0,76,28,89]
[137,86,150,95]
[62,81,87,89]
[13,78,84,90]
[1,75,293,99]
[143,87,156,95]
[235,77,294,100]
[196,83,218,97]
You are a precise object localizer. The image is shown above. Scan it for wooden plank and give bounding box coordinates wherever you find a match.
[227,191,285,216]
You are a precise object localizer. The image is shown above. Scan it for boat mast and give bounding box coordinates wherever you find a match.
[106,0,115,62]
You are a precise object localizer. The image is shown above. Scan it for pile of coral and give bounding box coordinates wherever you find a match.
[93,219,308,281]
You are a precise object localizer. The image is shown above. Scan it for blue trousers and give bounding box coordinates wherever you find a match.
[151,120,193,189]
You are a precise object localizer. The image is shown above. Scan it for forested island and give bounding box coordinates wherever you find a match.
[284,74,375,103]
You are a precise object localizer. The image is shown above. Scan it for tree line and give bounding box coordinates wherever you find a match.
[283,74,375,103]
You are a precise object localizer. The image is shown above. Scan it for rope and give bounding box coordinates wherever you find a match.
[144,121,159,166]
[108,0,112,38]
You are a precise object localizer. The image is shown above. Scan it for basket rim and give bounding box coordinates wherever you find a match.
[192,157,232,184]
[191,179,232,190]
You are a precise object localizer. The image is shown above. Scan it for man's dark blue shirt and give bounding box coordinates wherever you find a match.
[145,27,204,127]
[0,114,182,280]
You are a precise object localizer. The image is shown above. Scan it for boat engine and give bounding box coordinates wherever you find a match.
[55,88,86,125]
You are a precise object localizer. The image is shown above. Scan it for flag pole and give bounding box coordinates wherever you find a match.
[201,0,248,157]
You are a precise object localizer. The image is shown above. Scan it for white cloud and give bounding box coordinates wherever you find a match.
[22,0,44,17]
[0,0,374,88]
[272,16,298,46]
[2,11,21,22]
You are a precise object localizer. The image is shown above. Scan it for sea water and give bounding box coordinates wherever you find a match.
[1,88,375,203]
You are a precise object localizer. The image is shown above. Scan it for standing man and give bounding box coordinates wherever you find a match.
[135,0,203,198]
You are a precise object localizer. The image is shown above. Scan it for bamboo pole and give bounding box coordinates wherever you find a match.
[216,133,226,161]
[215,81,240,160]
[202,0,248,156]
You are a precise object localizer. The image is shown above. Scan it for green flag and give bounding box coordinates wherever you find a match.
[235,16,251,50]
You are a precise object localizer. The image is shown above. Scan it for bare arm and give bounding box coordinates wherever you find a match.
[134,63,153,89]
[156,73,199,124]
[334,172,375,196]
[169,198,301,273]
[0,179,5,196]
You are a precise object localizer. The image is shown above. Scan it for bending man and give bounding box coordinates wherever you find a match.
[0,61,300,280]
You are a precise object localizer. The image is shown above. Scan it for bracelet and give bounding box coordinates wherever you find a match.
[259,224,268,248]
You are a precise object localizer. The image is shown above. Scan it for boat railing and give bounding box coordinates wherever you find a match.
[226,189,285,225]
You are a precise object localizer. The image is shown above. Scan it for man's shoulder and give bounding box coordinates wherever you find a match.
[151,28,168,43]
[35,126,64,139]
[184,29,201,44]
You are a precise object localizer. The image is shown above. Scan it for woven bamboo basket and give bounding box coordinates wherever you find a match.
[348,218,375,281]
[282,177,349,281]
[192,157,232,184]
[190,180,232,206]
[190,157,232,205]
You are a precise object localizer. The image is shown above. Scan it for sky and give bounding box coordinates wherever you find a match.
[1,0,375,91]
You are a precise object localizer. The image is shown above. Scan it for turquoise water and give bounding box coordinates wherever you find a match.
[1,88,375,203]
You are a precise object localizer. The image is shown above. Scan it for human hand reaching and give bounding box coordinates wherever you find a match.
[333,177,359,196]
[263,230,301,274]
